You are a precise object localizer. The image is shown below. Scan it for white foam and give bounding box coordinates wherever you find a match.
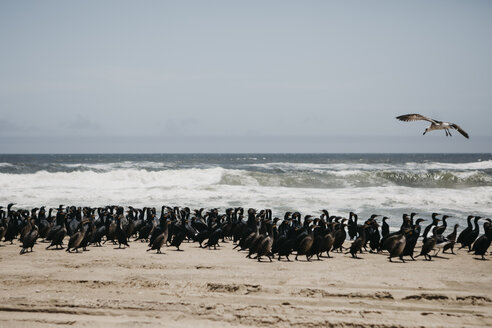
[59,161,177,171]
[405,160,492,170]
[0,169,490,224]
[247,160,492,172]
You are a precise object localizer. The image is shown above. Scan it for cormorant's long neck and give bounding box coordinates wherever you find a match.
[422,223,433,239]
[414,223,422,237]
[7,204,14,217]
[255,221,260,235]
[473,218,480,231]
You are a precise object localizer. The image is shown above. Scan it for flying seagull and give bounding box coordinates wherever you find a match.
[396,114,469,139]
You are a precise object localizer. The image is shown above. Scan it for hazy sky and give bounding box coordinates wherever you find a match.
[0,0,491,153]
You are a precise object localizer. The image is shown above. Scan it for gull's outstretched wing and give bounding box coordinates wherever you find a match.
[396,114,436,123]
[450,123,469,139]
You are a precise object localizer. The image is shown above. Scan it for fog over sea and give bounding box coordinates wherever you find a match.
[0,153,490,230]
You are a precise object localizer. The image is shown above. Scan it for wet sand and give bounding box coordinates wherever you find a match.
[0,239,491,327]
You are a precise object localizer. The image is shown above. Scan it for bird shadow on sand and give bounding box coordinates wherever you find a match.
[473,257,489,261]
[294,259,316,262]
[432,255,450,260]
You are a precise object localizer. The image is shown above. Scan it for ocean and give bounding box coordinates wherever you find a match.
[0,153,490,230]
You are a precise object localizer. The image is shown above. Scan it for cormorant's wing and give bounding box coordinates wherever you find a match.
[450,123,469,139]
[396,114,436,123]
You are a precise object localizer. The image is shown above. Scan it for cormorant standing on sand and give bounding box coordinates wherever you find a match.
[459,217,481,251]
[332,219,347,253]
[348,224,369,259]
[442,224,459,254]
[457,215,474,245]
[295,225,318,261]
[470,219,492,260]
[382,228,407,262]
[416,226,439,261]
[347,212,358,240]
[401,218,425,260]
[116,216,130,249]
[170,217,187,251]
[147,220,171,254]
[46,210,67,250]
[20,222,38,255]
[256,217,274,262]
[66,220,89,253]
[276,220,296,261]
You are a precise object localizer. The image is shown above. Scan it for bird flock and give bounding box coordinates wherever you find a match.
[1,203,490,262]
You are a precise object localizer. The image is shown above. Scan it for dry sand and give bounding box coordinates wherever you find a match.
[0,239,491,327]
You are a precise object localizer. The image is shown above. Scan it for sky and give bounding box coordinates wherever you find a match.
[0,0,491,153]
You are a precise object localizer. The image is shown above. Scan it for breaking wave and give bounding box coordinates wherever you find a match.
[0,154,490,225]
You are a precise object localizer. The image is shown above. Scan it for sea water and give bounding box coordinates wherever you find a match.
[0,153,490,230]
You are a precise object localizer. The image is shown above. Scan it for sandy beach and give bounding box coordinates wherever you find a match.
[0,238,490,328]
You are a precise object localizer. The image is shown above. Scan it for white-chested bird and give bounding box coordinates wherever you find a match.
[396,114,469,139]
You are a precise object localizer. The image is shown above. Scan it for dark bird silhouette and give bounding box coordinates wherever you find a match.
[203,222,222,250]
[382,229,407,262]
[400,218,425,261]
[332,219,347,253]
[348,224,369,259]
[416,227,439,261]
[20,223,38,255]
[46,212,67,250]
[256,219,274,262]
[381,217,390,238]
[470,220,492,260]
[116,216,130,249]
[66,220,89,253]
[457,215,474,245]
[147,221,171,254]
[434,215,450,236]
[442,224,459,254]
[295,225,318,261]
[170,220,187,251]
[459,217,481,251]
[347,212,358,240]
